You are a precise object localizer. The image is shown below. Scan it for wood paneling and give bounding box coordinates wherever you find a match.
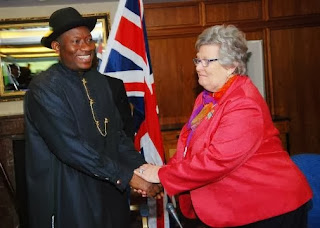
[161,129,180,162]
[269,0,320,18]
[205,0,262,24]
[0,117,24,137]
[244,30,263,40]
[0,115,24,228]
[149,36,198,129]
[270,26,320,154]
[273,117,290,152]
[145,2,201,28]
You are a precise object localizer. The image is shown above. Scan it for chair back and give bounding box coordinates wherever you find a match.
[291,153,320,228]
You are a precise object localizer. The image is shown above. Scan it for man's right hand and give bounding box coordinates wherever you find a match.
[129,173,163,199]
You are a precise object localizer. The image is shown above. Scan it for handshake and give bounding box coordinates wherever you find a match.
[130,163,163,199]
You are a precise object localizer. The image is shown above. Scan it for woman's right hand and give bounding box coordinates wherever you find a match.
[134,163,162,183]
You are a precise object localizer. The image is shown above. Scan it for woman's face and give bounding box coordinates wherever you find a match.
[195,44,231,92]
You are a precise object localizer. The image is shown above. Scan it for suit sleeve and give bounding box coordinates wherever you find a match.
[25,83,138,191]
[159,98,264,196]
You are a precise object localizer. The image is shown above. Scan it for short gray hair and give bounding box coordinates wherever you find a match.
[195,24,248,74]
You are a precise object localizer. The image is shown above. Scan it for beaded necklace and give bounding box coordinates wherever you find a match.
[82,78,109,137]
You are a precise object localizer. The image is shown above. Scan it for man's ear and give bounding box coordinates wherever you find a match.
[51,41,60,54]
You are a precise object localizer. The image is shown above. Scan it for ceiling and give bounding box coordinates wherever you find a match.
[0,0,178,7]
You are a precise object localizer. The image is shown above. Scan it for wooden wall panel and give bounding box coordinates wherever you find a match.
[144,2,201,28]
[270,26,320,155]
[205,0,262,24]
[269,0,320,18]
[0,115,23,228]
[149,36,198,129]
[0,137,18,228]
[244,30,263,40]
[0,117,24,137]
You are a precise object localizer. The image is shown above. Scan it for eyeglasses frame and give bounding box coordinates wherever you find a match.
[193,58,219,67]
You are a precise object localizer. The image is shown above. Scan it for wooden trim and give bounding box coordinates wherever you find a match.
[264,28,274,115]
[147,15,320,39]
[0,115,24,137]
[261,0,269,21]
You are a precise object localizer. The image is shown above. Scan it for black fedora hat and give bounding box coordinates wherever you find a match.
[41,7,97,49]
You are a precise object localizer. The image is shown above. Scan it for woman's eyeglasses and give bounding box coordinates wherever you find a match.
[193,58,219,67]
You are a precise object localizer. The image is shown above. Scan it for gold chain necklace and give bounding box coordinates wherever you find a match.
[82,78,108,137]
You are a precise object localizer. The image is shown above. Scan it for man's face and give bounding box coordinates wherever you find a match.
[52,26,96,71]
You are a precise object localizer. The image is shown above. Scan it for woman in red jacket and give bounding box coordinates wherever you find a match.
[135,24,312,227]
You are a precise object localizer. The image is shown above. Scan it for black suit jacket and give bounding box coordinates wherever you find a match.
[106,76,135,140]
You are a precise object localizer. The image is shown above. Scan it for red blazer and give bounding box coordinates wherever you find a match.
[159,76,312,227]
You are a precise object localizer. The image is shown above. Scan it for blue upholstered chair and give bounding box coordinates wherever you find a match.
[291,154,320,228]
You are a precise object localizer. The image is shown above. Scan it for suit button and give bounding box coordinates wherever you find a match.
[116,179,121,185]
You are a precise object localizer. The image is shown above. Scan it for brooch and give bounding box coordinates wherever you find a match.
[207,110,214,119]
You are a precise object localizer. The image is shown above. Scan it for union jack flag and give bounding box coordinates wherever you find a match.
[98,0,169,227]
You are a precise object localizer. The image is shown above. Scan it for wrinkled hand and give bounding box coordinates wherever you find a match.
[134,163,161,183]
[129,173,163,199]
